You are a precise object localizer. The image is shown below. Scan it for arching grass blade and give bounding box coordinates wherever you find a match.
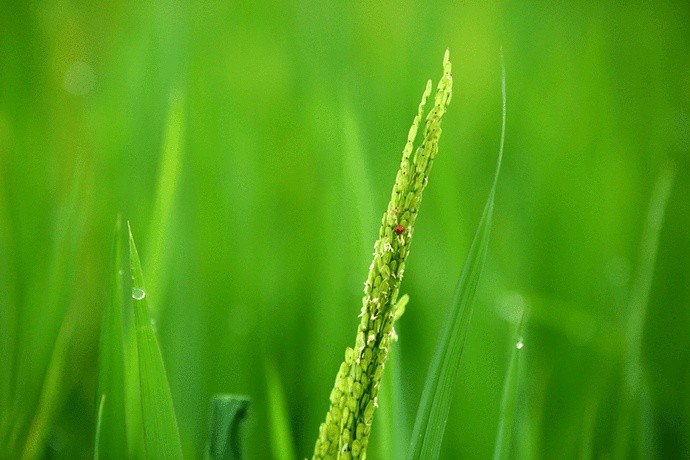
[407,51,506,460]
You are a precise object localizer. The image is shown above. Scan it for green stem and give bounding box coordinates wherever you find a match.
[313,50,453,460]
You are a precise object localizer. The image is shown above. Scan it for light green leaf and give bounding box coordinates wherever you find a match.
[94,216,128,459]
[407,51,506,460]
[128,222,183,459]
[616,163,676,458]
[205,395,251,460]
[493,311,527,460]
[265,362,296,460]
[146,91,185,316]
[21,304,81,460]
[94,394,106,460]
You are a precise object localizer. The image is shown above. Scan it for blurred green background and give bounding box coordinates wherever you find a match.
[1,1,689,458]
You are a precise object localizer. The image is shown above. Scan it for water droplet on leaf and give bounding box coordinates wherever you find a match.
[132,288,146,300]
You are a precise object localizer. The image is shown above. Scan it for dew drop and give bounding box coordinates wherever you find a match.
[516,338,524,350]
[132,288,146,300]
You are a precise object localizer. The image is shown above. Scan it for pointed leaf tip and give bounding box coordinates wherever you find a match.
[127,223,183,458]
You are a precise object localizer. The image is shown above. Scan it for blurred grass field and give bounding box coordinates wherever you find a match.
[1,1,689,458]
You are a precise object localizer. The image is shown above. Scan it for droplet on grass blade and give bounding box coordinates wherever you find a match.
[515,338,524,350]
[131,288,146,300]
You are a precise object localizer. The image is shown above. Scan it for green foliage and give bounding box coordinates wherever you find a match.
[265,363,297,460]
[205,395,250,460]
[1,2,689,459]
[128,223,184,458]
[94,217,128,458]
[146,92,185,316]
[313,51,452,459]
[617,164,676,458]
[94,217,188,459]
[18,170,87,459]
[493,311,527,460]
[407,52,505,460]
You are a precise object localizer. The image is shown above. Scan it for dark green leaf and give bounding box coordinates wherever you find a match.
[205,395,251,460]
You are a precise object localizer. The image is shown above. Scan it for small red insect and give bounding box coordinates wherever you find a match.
[394,225,405,235]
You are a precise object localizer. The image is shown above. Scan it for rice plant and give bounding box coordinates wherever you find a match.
[1,3,688,458]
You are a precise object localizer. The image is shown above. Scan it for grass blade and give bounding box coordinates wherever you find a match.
[21,304,82,459]
[205,395,251,460]
[128,222,183,458]
[94,216,128,458]
[123,316,144,457]
[146,91,185,316]
[265,362,296,460]
[313,50,453,460]
[407,50,506,460]
[94,394,106,460]
[618,163,676,458]
[493,311,527,460]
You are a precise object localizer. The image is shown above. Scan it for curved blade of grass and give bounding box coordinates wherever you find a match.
[128,222,183,459]
[21,301,82,459]
[265,362,296,460]
[205,395,251,460]
[618,163,676,458]
[407,50,506,460]
[94,216,128,458]
[493,310,527,460]
[94,394,106,460]
[146,91,185,317]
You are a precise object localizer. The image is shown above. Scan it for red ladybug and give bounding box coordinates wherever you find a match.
[394,225,405,235]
